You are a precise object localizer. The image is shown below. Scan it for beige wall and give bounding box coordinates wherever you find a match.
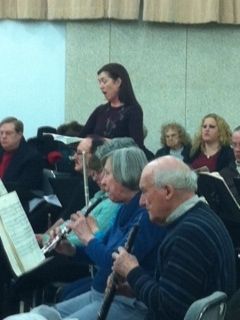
[66,21,240,154]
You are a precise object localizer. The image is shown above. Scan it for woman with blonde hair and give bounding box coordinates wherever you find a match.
[190,113,234,172]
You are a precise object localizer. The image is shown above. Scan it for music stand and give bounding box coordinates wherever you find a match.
[48,176,82,209]
[233,177,240,198]
[197,172,240,224]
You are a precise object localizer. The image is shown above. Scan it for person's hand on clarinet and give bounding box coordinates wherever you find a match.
[112,246,140,278]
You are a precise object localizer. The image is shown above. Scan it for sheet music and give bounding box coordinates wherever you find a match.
[0,191,45,276]
[29,194,62,212]
[0,179,7,197]
[43,132,82,145]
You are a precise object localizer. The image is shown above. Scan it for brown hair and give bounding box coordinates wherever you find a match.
[0,116,24,133]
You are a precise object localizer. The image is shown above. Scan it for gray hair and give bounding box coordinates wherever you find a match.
[89,137,138,171]
[95,137,137,160]
[153,159,198,192]
[108,146,147,191]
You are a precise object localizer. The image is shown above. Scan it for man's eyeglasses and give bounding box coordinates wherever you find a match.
[0,130,16,136]
[74,151,89,157]
[231,143,240,149]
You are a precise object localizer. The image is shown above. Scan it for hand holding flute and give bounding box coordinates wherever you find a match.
[68,213,94,246]
[97,221,140,320]
[41,196,105,254]
[42,221,76,256]
[42,213,94,255]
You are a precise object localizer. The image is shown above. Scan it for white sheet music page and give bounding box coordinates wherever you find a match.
[0,179,7,197]
[0,191,45,276]
[43,132,82,144]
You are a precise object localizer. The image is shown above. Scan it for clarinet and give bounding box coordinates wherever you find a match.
[97,215,142,320]
[41,195,105,254]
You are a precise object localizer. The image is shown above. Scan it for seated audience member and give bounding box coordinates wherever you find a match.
[54,121,84,172]
[5,147,167,320]
[220,126,240,203]
[0,117,43,213]
[112,156,236,320]
[57,135,104,220]
[155,122,191,163]
[0,116,43,315]
[57,137,138,302]
[57,121,84,137]
[190,113,234,172]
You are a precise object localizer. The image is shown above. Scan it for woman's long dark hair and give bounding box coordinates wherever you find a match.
[97,63,141,109]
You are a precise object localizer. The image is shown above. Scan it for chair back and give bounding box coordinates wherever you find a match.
[184,291,227,320]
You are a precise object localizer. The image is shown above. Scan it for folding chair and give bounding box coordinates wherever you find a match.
[184,291,227,320]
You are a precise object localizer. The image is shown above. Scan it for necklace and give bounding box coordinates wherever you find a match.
[203,147,220,159]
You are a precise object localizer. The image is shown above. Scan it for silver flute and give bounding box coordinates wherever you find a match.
[41,195,106,254]
[69,149,89,208]
[82,150,90,208]
[41,223,70,254]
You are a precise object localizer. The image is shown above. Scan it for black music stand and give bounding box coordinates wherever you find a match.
[234,177,240,198]
[48,175,82,209]
[197,172,240,223]
[197,172,240,247]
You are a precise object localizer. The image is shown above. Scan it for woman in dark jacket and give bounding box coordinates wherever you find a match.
[190,113,234,172]
[155,122,191,164]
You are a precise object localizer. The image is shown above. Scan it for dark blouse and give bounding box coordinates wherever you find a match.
[155,145,191,164]
[80,103,144,148]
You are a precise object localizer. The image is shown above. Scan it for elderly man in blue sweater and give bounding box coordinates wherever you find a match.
[113,155,236,320]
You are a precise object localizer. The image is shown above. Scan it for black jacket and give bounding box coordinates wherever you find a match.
[0,138,43,212]
[155,145,191,164]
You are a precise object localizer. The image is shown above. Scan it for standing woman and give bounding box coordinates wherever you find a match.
[80,63,152,158]
[190,113,234,172]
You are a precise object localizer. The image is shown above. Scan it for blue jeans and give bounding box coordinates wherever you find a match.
[55,288,147,320]
[5,288,147,320]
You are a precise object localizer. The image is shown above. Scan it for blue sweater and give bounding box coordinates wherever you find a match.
[127,201,236,320]
[74,192,167,293]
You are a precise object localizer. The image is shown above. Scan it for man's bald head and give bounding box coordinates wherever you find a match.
[139,156,198,224]
[142,156,197,192]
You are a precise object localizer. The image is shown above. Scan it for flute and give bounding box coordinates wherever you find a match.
[41,195,105,254]
[97,216,142,320]
[82,150,90,208]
